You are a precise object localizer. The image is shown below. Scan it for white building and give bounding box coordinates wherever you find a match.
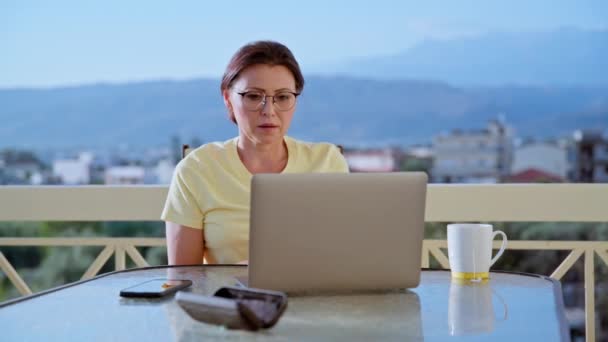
[343,149,396,172]
[432,119,514,183]
[30,172,44,185]
[52,152,93,184]
[512,141,568,179]
[155,159,175,184]
[405,145,434,159]
[105,166,145,185]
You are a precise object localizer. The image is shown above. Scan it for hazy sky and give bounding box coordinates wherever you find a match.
[1,0,607,87]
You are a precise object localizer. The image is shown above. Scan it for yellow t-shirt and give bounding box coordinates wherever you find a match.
[161,136,349,264]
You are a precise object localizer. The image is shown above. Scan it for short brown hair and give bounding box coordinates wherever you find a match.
[221,41,305,123]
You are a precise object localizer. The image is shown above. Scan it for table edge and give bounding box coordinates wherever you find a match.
[0,264,242,308]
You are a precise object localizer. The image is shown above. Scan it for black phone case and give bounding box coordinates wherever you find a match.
[214,286,288,329]
[176,286,288,330]
[119,279,192,298]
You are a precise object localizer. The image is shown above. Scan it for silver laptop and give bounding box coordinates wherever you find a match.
[242,172,427,293]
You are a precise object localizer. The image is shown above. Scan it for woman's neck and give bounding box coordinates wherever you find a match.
[237,136,288,174]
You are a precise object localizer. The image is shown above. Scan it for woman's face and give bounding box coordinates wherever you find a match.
[224,64,297,146]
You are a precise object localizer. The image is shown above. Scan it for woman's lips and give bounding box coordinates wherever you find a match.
[258,124,279,129]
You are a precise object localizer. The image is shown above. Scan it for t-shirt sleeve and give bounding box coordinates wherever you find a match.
[160,160,205,229]
[328,145,350,173]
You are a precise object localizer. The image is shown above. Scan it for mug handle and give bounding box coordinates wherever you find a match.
[490,230,508,267]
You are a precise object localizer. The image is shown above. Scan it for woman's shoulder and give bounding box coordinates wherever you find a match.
[189,138,236,157]
[176,138,238,172]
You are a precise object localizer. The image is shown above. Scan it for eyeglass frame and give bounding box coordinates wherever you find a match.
[234,89,301,111]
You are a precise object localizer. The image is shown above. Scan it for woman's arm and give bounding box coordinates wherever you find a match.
[165,221,204,265]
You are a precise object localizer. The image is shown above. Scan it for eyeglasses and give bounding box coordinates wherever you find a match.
[235,90,300,111]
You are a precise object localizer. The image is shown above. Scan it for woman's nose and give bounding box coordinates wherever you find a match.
[261,96,276,116]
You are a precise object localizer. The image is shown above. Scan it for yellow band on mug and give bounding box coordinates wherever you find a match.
[451,272,490,280]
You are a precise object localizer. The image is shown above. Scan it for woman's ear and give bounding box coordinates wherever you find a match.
[223,89,237,124]
[222,90,232,111]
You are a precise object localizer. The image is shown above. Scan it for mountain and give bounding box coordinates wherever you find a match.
[316,28,608,86]
[1,77,607,149]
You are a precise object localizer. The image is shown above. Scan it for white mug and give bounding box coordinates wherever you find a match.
[447,223,507,280]
[448,279,508,335]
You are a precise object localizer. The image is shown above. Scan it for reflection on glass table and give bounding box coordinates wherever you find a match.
[0,266,569,341]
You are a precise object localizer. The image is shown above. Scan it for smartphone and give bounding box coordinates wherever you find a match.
[119,278,192,298]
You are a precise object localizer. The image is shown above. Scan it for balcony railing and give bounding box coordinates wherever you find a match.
[1,184,607,341]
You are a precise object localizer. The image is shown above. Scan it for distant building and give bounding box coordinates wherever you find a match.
[0,159,11,185]
[343,149,396,172]
[506,168,564,183]
[154,159,175,184]
[0,161,42,185]
[53,152,93,184]
[404,145,434,160]
[512,141,569,179]
[399,145,434,175]
[105,166,145,184]
[29,171,45,185]
[571,130,608,182]
[432,119,514,183]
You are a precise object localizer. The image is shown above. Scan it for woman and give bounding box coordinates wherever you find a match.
[161,41,349,265]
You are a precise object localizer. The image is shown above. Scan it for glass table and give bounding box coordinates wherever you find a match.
[0,266,569,341]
